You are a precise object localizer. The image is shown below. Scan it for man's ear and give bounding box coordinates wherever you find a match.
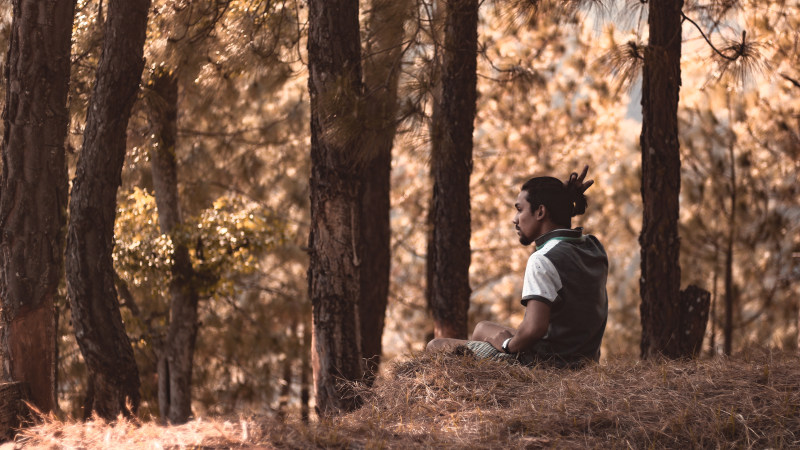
[535,204,547,220]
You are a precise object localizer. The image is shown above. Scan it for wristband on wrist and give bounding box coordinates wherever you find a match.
[501,337,513,354]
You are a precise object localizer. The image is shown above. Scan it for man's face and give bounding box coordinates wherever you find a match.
[513,190,540,246]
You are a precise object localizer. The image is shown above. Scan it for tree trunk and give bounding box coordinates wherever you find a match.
[65,0,150,420]
[638,0,684,359]
[723,103,737,356]
[277,321,295,420]
[708,252,718,357]
[426,0,478,339]
[0,0,76,416]
[0,382,24,440]
[300,320,310,423]
[307,0,365,415]
[146,68,199,424]
[358,0,411,384]
[677,284,711,357]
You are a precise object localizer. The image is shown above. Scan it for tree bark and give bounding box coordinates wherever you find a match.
[723,102,737,356]
[300,320,310,423]
[708,249,718,357]
[358,0,411,384]
[307,0,365,415]
[677,284,710,357]
[426,0,478,339]
[639,0,685,359]
[146,69,199,424]
[277,321,296,420]
[0,382,24,440]
[65,0,150,420]
[0,0,76,415]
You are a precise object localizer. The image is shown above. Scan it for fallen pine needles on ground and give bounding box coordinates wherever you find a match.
[10,348,800,449]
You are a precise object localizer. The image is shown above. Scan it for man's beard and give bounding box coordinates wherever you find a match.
[517,229,534,246]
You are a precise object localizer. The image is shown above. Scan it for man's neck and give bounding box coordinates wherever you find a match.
[537,222,560,238]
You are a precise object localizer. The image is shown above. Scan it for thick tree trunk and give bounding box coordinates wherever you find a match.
[639,0,684,359]
[358,0,411,383]
[147,69,199,424]
[307,0,365,415]
[65,0,150,419]
[0,382,24,440]
[426,0,478,339]
[0,0,76,416]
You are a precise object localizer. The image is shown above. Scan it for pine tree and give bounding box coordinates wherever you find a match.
[359,0,412,383]
[145,67,200,424]
[307,0,365,415]
[638,0,685,358]
[65,0,151,419]
[0,0,76,415]
[426,0,479,339]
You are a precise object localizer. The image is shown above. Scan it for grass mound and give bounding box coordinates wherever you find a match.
[11,349,800,448]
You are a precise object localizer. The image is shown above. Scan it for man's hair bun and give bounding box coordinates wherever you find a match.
[568,186,587,217]
[521,175,589,228]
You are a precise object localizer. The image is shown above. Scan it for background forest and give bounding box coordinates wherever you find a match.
[0,0,798,423]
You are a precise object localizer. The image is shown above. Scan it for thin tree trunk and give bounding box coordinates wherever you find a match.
[0,0,76,415]
[300,320,310,423]
[708,247,718,357]
[65,0,150,419]
[359,0,411,384]
[723,100,737,356]
[277,321,296,419]
[723,233,734,355]
[147,68,199,424]
[307,0,365,415]
[639,0,684,359]
[426,0,478,339]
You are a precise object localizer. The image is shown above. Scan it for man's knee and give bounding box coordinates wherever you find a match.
[472,321,495,341]
[425,338,440,352]
[426,338,451,352]
[427,337,466,352]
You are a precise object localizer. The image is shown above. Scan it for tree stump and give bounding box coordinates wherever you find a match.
[0,382,25,441]
[677,284,711,357]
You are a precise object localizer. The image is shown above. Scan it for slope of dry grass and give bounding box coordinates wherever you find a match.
[10,348,800,449]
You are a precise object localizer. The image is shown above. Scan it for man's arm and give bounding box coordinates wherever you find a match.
[508,300,550,353]
[485,299,550,353]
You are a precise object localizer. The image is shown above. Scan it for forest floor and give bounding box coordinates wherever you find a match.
[8,348,800,449]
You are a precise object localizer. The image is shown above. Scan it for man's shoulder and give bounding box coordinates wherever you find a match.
[536,234,606,269]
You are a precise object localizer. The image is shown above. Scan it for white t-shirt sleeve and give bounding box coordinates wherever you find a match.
[521,252,562,305]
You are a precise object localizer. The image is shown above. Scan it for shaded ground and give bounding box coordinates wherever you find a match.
[9,348,800,448]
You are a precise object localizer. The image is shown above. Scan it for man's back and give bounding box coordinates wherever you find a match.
[521,228,608,366]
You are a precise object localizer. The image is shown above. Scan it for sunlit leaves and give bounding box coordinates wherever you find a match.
[114,188,288,301]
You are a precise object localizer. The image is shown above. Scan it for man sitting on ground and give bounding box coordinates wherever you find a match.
[426,167,608,369]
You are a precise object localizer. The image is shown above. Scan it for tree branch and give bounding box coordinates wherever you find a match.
[780,73,800,89]
[681,12,741,62]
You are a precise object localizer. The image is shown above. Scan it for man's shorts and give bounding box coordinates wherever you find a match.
[464,340,532,365]
[463,340,587,368]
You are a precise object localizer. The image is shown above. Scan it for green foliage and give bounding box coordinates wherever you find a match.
[113,187,288,301]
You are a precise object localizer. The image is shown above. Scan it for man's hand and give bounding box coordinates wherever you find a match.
[565,164,593,194]
[485,329,514,352]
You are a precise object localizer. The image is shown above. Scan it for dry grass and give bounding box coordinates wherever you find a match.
[10,348,800,449]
